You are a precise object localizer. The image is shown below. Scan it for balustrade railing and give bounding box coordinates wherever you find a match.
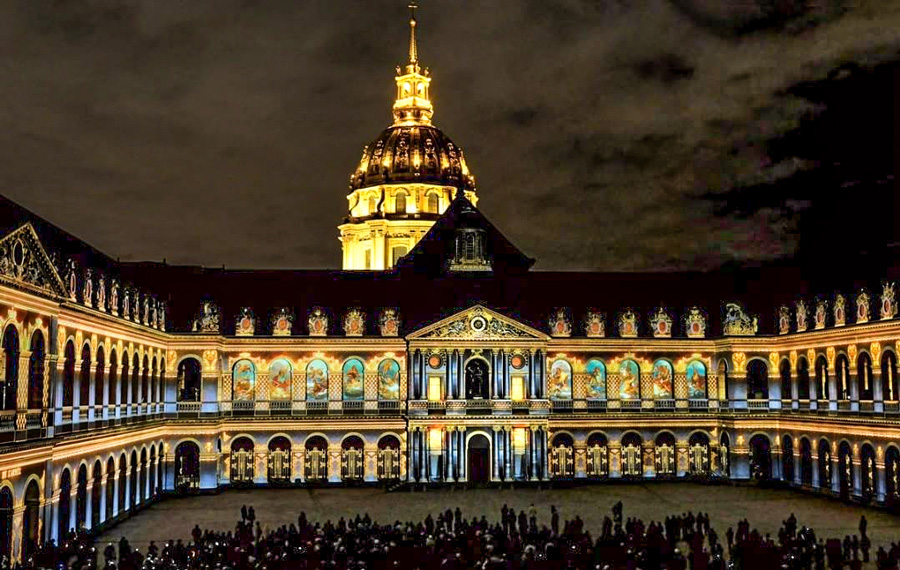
[688,399,708,410]
[885,401,899,413]
[654,399,675,410]
[343,400,364,412]
[25,411,42,429]
[176,401,202,413]
[747,400,768,410]
[270,401,292,413]
[837,400,851,411]
[587,400,607,411]
[859,400,875,412]
[0,410,15,432]
[620,400,641,410]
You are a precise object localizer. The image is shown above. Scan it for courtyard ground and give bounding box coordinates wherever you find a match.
[98,482,899,560]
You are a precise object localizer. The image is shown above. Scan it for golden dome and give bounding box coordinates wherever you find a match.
[349,125,475,192]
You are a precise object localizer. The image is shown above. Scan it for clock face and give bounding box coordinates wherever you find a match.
[511,355,525,369]
[470,316,487,333]
[428,354,443,369]
[277,318,287,330]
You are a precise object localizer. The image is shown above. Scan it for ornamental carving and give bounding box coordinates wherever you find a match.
[271,308,293,336]
[379,308,400,337]
[795,300,808,332]
[814,298,826,330]
[96,274,106,312]
[684,307,706,338]
[122,287,131,320]
[158,301,166,331]
[0,224,68,297]
[768,352,779,370]
[110,279,119,316]
[777,306,790,335]
[649,307,672,338]
[548,308,572,337]
[192,301,221,333]
[202,349,218,372]
[235,308,256,336]
[856,290,870,323]
[834,295,846,327]
[343,308,365,337]
[880,282,897,320]
[583,310,605,337]
[847,344,857,363]
[83,268,93,308]
[871,341,882,365]
[806,348,816,366]
[308,307,328,336]
[131,289,140,322]
[142,295,150,325]
[150,299,157,328]
[789,350,798,368]
[731,352,747,373]
[723,303,757,336]
[826,346,836,369]
[618,309,638,338]
[429,306,536,339]
[66,259,77,301]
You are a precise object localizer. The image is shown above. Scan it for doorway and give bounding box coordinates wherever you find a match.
[467,433,490,484]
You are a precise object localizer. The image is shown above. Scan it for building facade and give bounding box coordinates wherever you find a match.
[0,6,899,566]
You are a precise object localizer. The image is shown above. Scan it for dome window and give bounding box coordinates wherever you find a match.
[450,228,491,272]
[396,193,407,214]
[426,193,439,214]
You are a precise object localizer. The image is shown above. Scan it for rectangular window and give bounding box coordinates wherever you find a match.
[428,376,442,401]
[511,376,525,401]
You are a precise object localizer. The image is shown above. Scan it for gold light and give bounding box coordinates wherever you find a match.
[428,376,442,401]
[513,428,526,454]
[429,428,442,451]
[511,376,525,401]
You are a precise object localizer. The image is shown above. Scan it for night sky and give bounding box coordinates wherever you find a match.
[1,0,898,272]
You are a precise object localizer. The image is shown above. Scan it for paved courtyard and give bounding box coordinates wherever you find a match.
[98,483,899,557]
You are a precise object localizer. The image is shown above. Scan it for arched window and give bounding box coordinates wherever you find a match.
[818,439,832,490]
[269,358,292,401]
[585,359,607,400]
[749,434,771,481]
[120,352,130,407]
[619,359,641,400]
[651,360,674,399]
[232,359,256,401]
[63,341,75,407]
[142,355,150,404]
[426,192,439,214]
[58,468,72,539]
[91,461,102,528]
[306,359,329,401]
[857,353,873,400]
[882,351,898,402]
[105,457,115,520]
[342,358,365,401]
[800,438,813,486]
[368,195,377,215]
[797,357,810,400]
[815,356,828,401]
[548,359,572,400]
[395,192,407,214]
[550,434,575,478]
[131,353,140,405]
[688,432,710,475]
[747,360,768,400]
[465,358,490,399]
[28,330,45,409]
[341,436,365,481]
[377,359,401,401]
[95,347,105,411]
[377,435,401,480]
[230,437,255,484]
[175,441,200,491]
[268,436,292,484]
[177,358,202,402]
[2,326,19,411]
[621,433,643,477]
[782,435,794,483]
[586,433,609,477]
[22,479,41,560]
[835,355,849,400]
[391,245,408,266]
[779,359,792,400]
[655,432,676,476]
[686,360,707,399]
[79,345,91,409]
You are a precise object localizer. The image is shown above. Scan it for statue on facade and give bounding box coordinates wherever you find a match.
[379,308,400,337]
[235,307,255,336]
[192,301,221,333]
[723,303,757,336]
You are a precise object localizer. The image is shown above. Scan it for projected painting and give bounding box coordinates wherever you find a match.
[343,358,365,401]
[269,358,292,400]
[548,359,572,400]
[306,359,329,401]
[619,359,640,400]
[378,359,400,400]
[585,359,607,400]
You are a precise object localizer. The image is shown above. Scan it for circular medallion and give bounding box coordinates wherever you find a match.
[511,354,525,369]
[428,354,443,369]
[470,315,487,333]
[624,322,634,335]
[691,322,700,334]
[240,317,251,330]
[277,317,287,331]
[590,322,601,335]
[12,241,24,266]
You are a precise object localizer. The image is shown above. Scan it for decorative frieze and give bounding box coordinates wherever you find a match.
[272,308,293,336]
[235,308,255,336]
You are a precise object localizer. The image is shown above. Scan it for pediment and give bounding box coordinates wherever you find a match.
[407,305,549,341]
[0,223,68,298]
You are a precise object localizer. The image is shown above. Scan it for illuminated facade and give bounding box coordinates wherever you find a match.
[1,5,900,566]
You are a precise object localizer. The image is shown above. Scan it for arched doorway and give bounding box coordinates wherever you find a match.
[800,438,813,486]
[782,435,794,483]
[341,436,364,483]
[175,442,200,491]
[267,436,292,485]
[467,433,490,483]
[838,441,853,499]
[747,360,769,400]
[75,464,88,531]
[304,436,328,482]
[58,468,72,539]
[129,451,138,509]
[797,358,810,401]
[622,433,643,478]
[749,434,771,482]
[818,439,832,491]
[230,437,255,485]
[105,458,115,520]
[688,432,710,476]
[719,433,731,477]
[465,358,489,399]
[860,444,876,501]
[22,480,40,562]
[0,486,12,561]
[178,358,200,402]
[2,326,19,411]
[655,432,676,478]
[550,434,575,479]
[835,355,849,401]
[91,461,102,529]
[377,435,401,481]
[586,433,608,478]
[79,345,91,412]
[149,446,157,499]
[138,449,147,505]
[886,446,900,505]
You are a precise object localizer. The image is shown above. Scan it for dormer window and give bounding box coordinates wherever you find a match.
[368,196,377,215]
[396,192,407,214]
[426,193,439,214]
[450,228,491,272]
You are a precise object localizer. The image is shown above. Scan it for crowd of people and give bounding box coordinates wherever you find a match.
[8,502,900,569]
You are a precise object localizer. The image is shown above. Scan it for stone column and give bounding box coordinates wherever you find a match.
[793,448,802,486]
[87,363,97,423]
[849,372,860,412]
[876,457,887,503]
[504,427,512,481]
[99,474,107,526]
[828,365,838,411]
[676,442,689,478]
[491,427,501,482]
[68,488,77,534]
[609,442,621,479]
[811,453,820,489]
[50,491,60,543]
[112,473,120,518]
[853,456,862,498]
[101,363,111,421]
[729,372,747,410]
[831,448,840,494]
[459,428,467,482]
[11,503,24,564]
[83,482,93,530]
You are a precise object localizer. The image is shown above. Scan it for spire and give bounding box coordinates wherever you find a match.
[408,2,418,68]
[393,2,433,126]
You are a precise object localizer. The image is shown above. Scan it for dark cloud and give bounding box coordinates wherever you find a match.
[0,0,898,271]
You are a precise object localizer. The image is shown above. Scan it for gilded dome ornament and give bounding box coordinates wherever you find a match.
[684,307,706,338]
[649,307,672,338]
[344,308,365,337]
[834,294,846,326]
[583,310,605,338]
[856,289,870,323]
[308,307,328,337]
[379,308,400,337]
[795,300,808,333]
[192,301,221,333]
[777,306,790,335]
[814,298,827,330]
[548,308,571,337]
[618,309,638,338]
